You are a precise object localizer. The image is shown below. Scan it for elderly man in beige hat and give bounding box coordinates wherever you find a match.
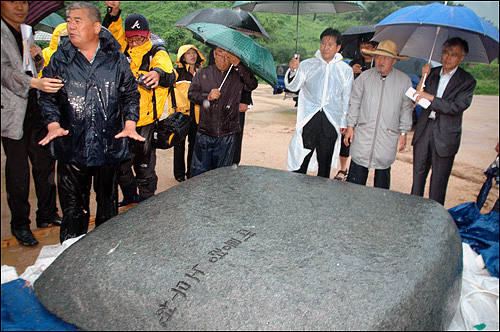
[344,40,413,189]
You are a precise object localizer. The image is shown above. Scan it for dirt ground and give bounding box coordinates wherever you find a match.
[1,84,499,274]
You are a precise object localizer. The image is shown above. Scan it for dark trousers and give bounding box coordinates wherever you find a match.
[347,160,391,189]
[295,110,338,178]
[118,123,157,199]
[190,132,235,178]
[173,120,198,180]
[57,162,119,243]
[411,120,455,205]
[1,98,58,231]
[232,112,246,165]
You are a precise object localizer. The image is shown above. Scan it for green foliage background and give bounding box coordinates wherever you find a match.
[55,1,498,95]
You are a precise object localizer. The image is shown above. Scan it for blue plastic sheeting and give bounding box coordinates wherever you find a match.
[449,202,499,278]
[1,279,79,331]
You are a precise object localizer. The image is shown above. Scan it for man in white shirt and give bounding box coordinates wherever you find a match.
[411,37,476,205]
[285,28,353,178]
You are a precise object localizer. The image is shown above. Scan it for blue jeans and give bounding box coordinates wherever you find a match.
[190,132,235,177]
[347,160,391,189]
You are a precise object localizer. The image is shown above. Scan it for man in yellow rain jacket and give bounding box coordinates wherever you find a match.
[104,1,175,206]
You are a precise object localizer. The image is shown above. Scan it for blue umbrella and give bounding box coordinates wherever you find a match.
[372,2,499,64]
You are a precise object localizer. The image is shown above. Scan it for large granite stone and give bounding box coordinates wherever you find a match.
[35,166,462,330]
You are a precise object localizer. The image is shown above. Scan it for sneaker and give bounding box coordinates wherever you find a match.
[334,169,348,181]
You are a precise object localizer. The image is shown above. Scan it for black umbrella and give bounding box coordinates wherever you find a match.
[26,1,65,26]
[340,24,375,59]
[174,7,270,39]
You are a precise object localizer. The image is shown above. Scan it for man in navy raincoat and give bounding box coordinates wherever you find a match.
[38,2,142,243]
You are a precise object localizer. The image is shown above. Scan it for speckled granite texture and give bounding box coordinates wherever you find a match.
[35,166,462,331]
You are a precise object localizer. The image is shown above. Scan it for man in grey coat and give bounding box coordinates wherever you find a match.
[344,40,413,189]
[1,1,64,246]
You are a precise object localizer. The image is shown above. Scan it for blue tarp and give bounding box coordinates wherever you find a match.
[449,203,499,278]
[448,155,499,278]
[1,279,79,331]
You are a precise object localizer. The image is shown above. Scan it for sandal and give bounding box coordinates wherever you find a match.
[334,169,348,181]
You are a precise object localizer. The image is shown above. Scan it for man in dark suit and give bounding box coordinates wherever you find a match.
[411,37,476,205]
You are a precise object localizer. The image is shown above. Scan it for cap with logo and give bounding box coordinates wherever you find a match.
[124,13,150,38]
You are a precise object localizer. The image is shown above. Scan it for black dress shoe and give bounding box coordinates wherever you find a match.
[37,215,63,228]
[11,228,39,246]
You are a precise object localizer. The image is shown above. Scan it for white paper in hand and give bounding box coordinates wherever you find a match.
[406,87,431,109]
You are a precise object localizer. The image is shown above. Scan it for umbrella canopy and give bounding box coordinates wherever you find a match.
[233,1,365,15]
[185,23,277,87]
[232,1,366,54]
[174,7,270,39]
[340,24,375,59]
[34,30,53,43]
[33,12,65,33]
[373,2,499,64]
[26,1,65,26]
[150,34,166,46]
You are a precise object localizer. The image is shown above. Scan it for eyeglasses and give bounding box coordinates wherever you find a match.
[126,36,146,45]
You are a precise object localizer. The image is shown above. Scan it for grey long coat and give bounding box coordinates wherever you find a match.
[1,20,43,140]
[347,67,413,169]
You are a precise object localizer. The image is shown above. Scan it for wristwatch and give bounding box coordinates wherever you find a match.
[400,132,407,136]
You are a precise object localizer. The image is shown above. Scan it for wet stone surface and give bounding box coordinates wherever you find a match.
[35,166,462,331]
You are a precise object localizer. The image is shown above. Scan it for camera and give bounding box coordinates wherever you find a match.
[136,73,151,90]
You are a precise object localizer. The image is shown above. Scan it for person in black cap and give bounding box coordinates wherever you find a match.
[103,1,175,206]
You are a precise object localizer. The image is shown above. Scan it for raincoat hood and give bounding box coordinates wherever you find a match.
[48,23,68,51]
[38,23,68,78]
[175,44,206,69]
[56,27,122,64]
[315,50,344,64]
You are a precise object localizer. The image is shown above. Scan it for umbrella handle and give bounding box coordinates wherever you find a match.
[295,8,299,56]
[420,72,427,90]
[219,64,233,90]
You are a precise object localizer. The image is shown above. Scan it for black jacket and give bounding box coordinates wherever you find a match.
[188,63,257,137]
[412,66,476,157]
[39,28,140,167]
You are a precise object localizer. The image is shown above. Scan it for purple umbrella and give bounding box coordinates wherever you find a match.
[25,1,65,26]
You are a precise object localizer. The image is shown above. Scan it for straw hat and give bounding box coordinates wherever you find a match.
[362,40,409,60]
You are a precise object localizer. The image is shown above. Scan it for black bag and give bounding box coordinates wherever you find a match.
[152,112,190,149]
